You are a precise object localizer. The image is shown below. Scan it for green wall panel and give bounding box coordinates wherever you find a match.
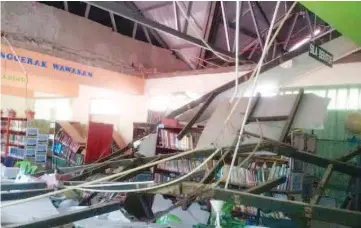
[301,1,361,46]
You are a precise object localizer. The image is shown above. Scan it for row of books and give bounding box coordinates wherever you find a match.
[156,158,206,174]
[55,129,82,153]
[219,162,295,191]
[154,173,176,183]
[233,194,290,219]
[54,142,84,166]
[157,129,195,151]
[8,135,26,146]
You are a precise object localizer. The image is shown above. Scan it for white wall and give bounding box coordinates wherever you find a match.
[71,85,148,143]
[1,95,34,115]
[145,70,249,97]
[282,62,361,88]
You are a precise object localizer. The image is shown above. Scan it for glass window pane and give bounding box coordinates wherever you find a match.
[336,89,347,110]
[285,91,292,95]
[348,88,359,110]
[327,89,337,109]
[313,90,326,97]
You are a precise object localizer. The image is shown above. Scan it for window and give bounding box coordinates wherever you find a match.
[348,88,359,110]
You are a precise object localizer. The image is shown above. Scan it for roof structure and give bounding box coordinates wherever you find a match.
[38,1,336,78]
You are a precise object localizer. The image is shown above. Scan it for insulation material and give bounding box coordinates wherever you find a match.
[196,94,330,148]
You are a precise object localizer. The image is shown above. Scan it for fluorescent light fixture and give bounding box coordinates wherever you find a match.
[289,29,321,51]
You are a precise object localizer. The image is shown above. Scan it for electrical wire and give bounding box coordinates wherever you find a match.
[0,145,215,208]
[66,148,220,193]
[175,1,235,63]
[225,1,282,189]
[230,0,241,103]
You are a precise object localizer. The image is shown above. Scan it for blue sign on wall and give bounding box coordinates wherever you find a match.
[1,52,93,77]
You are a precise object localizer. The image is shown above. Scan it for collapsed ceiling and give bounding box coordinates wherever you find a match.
[38,1,335,78]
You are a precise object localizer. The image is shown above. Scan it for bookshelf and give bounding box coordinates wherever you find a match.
[53,121,125,167]
[152,123,203,183]
[1,117,27,158]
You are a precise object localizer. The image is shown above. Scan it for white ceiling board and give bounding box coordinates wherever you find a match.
[196,94,330,148]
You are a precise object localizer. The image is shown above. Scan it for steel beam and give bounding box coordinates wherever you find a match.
[311,164,333,205]
[85,3,91,18]
[244,176,287,194]
[166,29,340,119]
[109,12,117,32]
[284,13,299,50]
[87,1,235,59]
[173,1,180,31]
[213,188,361,227]
[248,1,264,50]
[305,10,314,38]
[132,22,138,38]
[142,26,152,44]
[6,201,121,228]
[254,1,286,53]
[1,189,54,201]
[63,1,68,12]
[220,0,231,51]
[141,2,172,12]
[279,89,304,141]
[183,2,193,33]
[1,182,47,191]
[232,1,243,52]
[245,131,361,177]
[338,147,361,162]
[177,92,216,140]
[248,42,259,59]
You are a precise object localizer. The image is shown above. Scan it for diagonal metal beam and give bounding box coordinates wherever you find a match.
[87,1,235,60]
[132,22,138,38]
[244,176,287,194]
[248,42,259,59]
[140,2,173,12]
[213,188,361,227]
[232,1,243,52]
[284,13,299,50]
[84,3,91,18]
[173,1,180,31]
[167,29,340,118]
[63,1,68,12]
[248,1,264,50]
[254,1,286,53]
[142,26,152,44]
[183,2,193,33]
[305,10,314,38]
[220,0,231,51]
[6,201,121,228]
[245,131,361,177]
[228,23,258,39]
[177,92,216,140]
[109,12,117,32]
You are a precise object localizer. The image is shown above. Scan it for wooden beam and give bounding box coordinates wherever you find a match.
[244,176,286,194]
[245,131,361,177]
[279,89,304,141]
[177,92,216,140]
[213,188,361,227]
[310,164,333,205]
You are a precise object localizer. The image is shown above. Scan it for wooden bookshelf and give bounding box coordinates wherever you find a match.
[1,117,28,157]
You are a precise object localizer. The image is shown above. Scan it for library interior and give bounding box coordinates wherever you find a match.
[1,1,361,228]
